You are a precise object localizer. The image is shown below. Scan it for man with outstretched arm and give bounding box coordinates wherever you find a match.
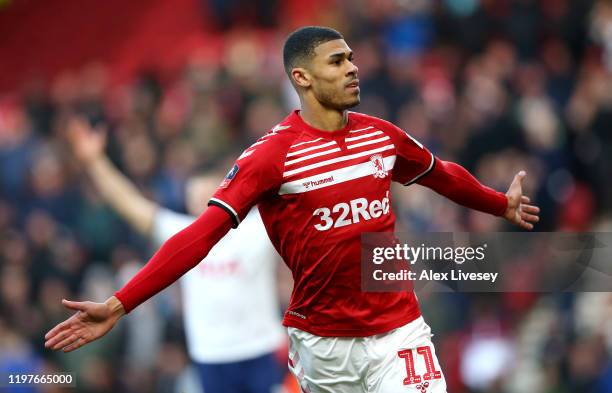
[46,27,539,393]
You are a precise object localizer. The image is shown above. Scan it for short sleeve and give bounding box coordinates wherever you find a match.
[209,136,285,228]
[385,123,435,186]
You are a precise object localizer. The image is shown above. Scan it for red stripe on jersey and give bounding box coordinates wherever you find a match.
[283,147,396,181]
[283,142,395,177]
[287,140,337,157]
[285,146,342,166]
[284,136,393,168]
[346,135,391,150]
[286,126,376,156]
[345,130,384,142]
[286,130,387,160]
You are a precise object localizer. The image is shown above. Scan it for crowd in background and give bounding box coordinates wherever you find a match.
[1,0,612,392]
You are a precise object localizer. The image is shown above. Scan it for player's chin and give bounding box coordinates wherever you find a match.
[326,93,360,111]
[341,95,360,110]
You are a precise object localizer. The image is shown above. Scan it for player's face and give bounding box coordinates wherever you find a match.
[308,39,360,110]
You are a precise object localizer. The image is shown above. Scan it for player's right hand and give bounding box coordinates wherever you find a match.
[44,296,125,352]
[66,117,107,165]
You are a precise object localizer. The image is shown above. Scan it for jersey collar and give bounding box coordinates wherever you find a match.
[291,110,353,139]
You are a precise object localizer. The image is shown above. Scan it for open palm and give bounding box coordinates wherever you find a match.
[503,171,540,230]
[44,299,120,352]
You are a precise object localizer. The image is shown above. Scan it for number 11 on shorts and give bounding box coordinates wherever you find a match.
[397,346,442,385]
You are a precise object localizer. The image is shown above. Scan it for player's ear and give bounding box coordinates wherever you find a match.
[291,67,311,88]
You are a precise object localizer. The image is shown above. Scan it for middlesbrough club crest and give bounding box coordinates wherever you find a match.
[369,154,387,179]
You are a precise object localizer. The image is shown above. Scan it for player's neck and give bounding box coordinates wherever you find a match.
[299,105,347,132]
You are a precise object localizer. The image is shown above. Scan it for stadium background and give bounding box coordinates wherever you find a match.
[1,0,612,392]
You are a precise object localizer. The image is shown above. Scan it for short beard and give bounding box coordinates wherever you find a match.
[316,88,360,111]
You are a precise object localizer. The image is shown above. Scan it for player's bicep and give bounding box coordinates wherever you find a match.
[390,127,435,185]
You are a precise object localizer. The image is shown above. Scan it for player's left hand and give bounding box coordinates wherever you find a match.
[503,171,540,230]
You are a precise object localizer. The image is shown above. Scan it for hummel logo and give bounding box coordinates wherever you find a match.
[302,176,334,190]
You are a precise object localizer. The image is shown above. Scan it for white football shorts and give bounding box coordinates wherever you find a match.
[287,316,447,393]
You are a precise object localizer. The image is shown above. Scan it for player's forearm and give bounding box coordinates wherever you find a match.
[114,205,232,313]
[87,155,156,234]
[417,159,508,216]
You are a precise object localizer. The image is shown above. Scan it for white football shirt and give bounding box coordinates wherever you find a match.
[152,207,284,363]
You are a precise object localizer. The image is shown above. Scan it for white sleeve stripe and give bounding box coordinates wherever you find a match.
[403,152,435,186]
[208,198,241,227]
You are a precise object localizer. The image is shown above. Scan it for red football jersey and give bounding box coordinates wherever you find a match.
[209,110,435,337]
